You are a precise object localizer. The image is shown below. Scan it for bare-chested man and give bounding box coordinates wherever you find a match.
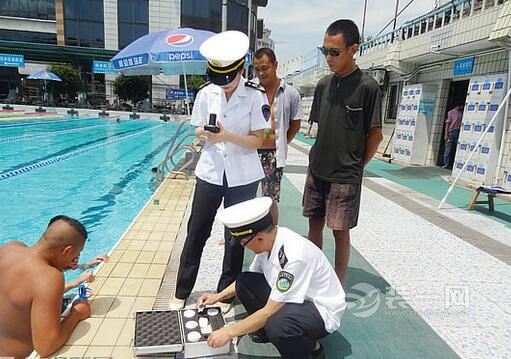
[0,215,91,358]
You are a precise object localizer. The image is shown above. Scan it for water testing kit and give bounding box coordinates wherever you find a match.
[133,307,230,358]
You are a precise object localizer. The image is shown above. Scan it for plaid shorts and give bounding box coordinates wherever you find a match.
[302,170,361,230]
[258,149,283,202]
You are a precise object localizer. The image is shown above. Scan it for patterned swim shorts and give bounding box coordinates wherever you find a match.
[258,149,283,202]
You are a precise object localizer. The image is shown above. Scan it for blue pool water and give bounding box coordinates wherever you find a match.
[0,117,190,284]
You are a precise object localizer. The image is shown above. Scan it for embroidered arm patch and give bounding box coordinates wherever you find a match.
[276,271,294,292]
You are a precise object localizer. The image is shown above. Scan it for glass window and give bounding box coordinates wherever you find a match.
[181,0,222,33]
[91,0,103,22]
[0,0,55,20]
[452,3,461,20]
[65,0,78,18]
[118,0,132,21]
[385,83,402,123]
[64,0,104,48]
[117,0,148,49]
[135,1,148,22]
[473,0,483,13]
[462,0,472,17]
[182,0,193,15]
[66,18,78,39]
[92,21,104,43]
[135,24,147,38]
[435,14,443,28]
[79,1,90,19]
[427,16,434,31]
[420,19,427,34]
[0,29,57,44]
[79,21,91,46]
[228,2,248,27]
[444,9,452,25]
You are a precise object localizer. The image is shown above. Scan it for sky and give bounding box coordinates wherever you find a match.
[258,0,438,65]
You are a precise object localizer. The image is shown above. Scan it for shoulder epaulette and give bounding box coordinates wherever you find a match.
[197,81,212,91]
[245,80,266,93]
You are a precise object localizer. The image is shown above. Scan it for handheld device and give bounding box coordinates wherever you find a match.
[204,113,220,133]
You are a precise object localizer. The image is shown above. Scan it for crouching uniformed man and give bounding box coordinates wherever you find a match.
[170,30,270,313]
[197,197,346,359]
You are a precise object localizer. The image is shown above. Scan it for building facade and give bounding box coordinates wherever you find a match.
[357,0,511,189]
[0,0,266,107]
[283,0,511,189]
[256,26,274,50]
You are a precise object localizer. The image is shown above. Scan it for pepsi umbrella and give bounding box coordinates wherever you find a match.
[111,28,215,115]
[27,70,62,105]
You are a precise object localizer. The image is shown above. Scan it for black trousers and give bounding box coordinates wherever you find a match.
[236,272,329,359]
[175,176,259,300]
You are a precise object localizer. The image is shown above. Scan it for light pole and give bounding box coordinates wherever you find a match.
[222,0,228,31]
[361,0,368,41]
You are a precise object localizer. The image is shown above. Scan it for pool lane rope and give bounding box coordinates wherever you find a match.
[0,124,163,181]
[0,117,97,129]
[0,122,115,143]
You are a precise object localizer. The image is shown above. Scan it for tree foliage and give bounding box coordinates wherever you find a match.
[47,64,83,100]
[113,75,149,104]
[185,75,206,92]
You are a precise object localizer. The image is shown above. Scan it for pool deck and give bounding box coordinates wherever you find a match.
[48,176,194,358]
[45,138,511,358]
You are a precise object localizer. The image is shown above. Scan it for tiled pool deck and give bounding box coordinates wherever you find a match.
[49,177,194,358]
[44,139,511,359]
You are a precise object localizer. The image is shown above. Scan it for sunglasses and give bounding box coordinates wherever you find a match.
[240,236,255,247]
[318,46,347,57]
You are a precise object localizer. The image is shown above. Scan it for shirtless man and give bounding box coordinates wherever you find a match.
[0,215,91,358]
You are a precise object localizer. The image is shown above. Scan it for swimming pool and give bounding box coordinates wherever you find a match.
[0,116,191,283]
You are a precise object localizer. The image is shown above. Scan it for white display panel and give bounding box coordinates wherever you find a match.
[393,84,437,165]
[452,74,507,186]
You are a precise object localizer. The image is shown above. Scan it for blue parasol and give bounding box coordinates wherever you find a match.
[111,28,215,114]
[27,70,62,105]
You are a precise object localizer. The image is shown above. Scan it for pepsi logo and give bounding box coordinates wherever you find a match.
[166,34,194,47]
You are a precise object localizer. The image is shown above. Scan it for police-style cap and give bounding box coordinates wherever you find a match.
[217,197,273,245]
[200,30,248,86]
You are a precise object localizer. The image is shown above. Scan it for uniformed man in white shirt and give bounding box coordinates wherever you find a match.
[170,31,269,312]
[198,197,346,359]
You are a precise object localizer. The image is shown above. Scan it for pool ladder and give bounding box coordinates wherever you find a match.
[155,119,199,182]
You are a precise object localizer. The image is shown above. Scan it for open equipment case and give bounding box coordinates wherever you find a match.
[133,307,230,358]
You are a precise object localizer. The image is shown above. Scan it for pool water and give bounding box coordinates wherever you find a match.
[0,117,190,284]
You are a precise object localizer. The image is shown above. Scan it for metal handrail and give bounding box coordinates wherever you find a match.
[359,0,507,56]
[154,120,200,181]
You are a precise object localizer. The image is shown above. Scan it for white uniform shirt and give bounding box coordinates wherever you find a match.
[249,227,346,333]
[191,78,268,187]
[273,80,303,168]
